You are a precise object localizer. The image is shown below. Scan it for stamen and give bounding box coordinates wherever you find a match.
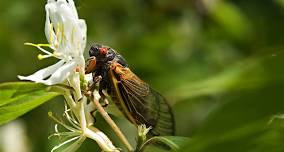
[38,54,53,60]
[25,42,53,56]
[64,104,80,129]
[55,22,60,48]
[37,44,52,47]
[51,136,80,152]
[55,124,59,133]
[48,132,80,140]
[61,23,65,46]
[48,112,78,132]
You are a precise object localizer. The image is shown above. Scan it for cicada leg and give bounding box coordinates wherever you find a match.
[98,89,109,108]
[86,74,109,108]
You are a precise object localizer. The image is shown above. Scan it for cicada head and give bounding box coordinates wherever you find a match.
[89,43,116,62]
[86,43,128,74]
[85,43,116,74]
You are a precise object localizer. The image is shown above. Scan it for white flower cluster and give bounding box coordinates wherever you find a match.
[18,0,119,151]
[18,0,86,86]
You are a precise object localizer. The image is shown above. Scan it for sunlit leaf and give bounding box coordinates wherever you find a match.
[0,82,60,125]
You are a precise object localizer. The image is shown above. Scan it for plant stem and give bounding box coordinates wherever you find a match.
[86,126,119,152]
[92,94,134,152]
[84,127,119,152]
[79,97,118,151]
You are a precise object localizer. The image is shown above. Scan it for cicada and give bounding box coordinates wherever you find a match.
[85,43,175,136]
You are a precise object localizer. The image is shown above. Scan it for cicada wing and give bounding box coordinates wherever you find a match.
[121,85,175,136]
[110,65,175,136]
[148,89,175,136]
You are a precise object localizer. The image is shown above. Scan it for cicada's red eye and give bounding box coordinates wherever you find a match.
[99,47,108,55]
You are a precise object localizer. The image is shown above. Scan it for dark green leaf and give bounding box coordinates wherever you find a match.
[0,82,60,125]
[179,52,284,152]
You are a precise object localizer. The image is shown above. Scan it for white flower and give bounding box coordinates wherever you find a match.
[18,0,87,86]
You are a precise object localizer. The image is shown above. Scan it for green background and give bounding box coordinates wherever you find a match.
[1,0,284,152]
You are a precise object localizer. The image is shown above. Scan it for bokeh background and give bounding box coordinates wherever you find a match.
[1,0,284,152]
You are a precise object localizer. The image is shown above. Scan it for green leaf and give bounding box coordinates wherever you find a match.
[0,82,60,125]
[179,52,284,152]
[140,136,189,152]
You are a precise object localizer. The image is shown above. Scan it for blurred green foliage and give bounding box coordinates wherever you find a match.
[1,0,284,152]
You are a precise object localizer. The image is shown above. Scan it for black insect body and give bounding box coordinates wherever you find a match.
[85,43,175,136]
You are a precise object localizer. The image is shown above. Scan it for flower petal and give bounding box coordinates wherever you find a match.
[42,60,76,85]
[75,19,87,55]
[45,0,86,57]
[57,0,78,19]
[45,4,57,47]
[18,60,65,83]
[20,0,86,86]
